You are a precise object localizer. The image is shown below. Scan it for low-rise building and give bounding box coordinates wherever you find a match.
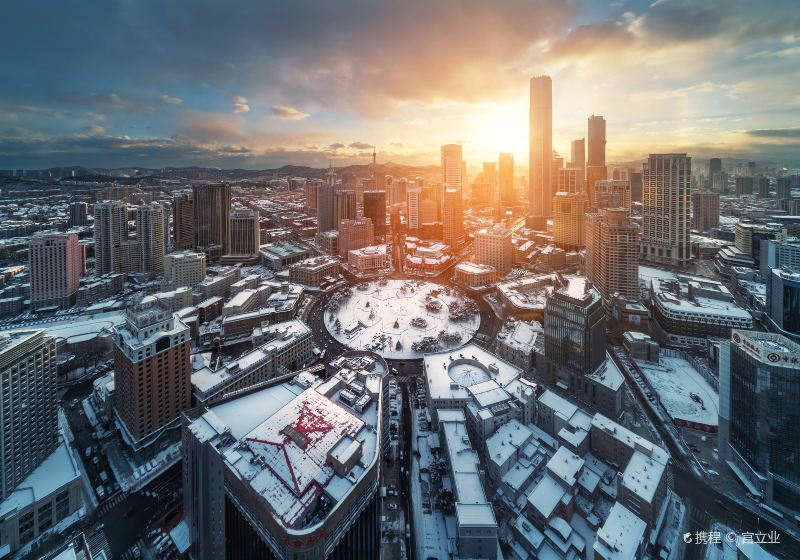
[288,256,340,287]
[348,245,389,273]
[452,262,496,289]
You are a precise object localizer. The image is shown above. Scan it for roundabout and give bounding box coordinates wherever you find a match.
[323,279,481,360]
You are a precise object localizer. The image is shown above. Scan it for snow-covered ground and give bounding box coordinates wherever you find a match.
[325,279,480,359]
[636,357,719,428]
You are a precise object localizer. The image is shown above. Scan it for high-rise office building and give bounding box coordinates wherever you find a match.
[544,276,606,377]
[640,154,691,266]
[441,144,464,190]
[318,183,336,233]
[777,177,792,200]
[29,232,82,310]
[552,192,588,250]
[719,330,800,515]
[585,208,640,309]
[498,153,515,206]
[474,226,512,277]
[406,187,421,231]
[338,217,374,257]
[709,158,722,183]
[226,208,260,263]
[137,202,165,274]
[570,138,585,191]
[442,188,464,248]
[93,200,128,276]
[0,330,58,500]
[766,268,800,343]
[113,302,191,443]
[735,176,754,197]
[306,179,322,211]
[363,190,387,236]
[593,179,631,211]
[587,115,606,168]
[557,168,582,194]
[193,182,231,259]
[333,190,357,229]
[756,175,770,198]
[164,250,207,290]
[629,170,643,203]
[529,76,553,222]
[712,171,729,194]
[68,202,88,228]
[172,191,194,251]
[691,190,720,233]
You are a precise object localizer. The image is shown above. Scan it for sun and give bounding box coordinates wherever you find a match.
[466,99,529,162]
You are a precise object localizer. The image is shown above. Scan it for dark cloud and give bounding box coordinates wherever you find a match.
[746,128,800,139]
[328,143,345,150]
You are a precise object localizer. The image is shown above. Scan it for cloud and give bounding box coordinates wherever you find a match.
[746,128,800,139]
[328,142,345,150]
[233,96,250,113]
[161,95,183,105]
[58,92,153,114]
[270,105,309,120]
[348,141,373,150]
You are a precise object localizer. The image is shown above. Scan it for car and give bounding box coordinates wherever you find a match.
[92,456,100,465]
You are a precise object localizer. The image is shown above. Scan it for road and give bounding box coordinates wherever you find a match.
[609,349,800,559]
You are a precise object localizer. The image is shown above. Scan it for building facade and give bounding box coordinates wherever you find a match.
[113,302,192,445]
[93,200,128,276]
[474,226,512,277]
[552,192,588,251]
[137,202,166,274]
[165,250,207,290]
[585,208,640,309]
[193,182,231,260]
[691,190,720,233]
[29,232,82,310]
[640,153,691,266]
[172,191,194,251]
[529,76,553,222]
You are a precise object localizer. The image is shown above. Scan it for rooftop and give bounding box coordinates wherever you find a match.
[424,343,522,402]
[593,502,646,560]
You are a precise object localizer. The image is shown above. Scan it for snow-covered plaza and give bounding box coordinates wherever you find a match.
[324,279,481,359]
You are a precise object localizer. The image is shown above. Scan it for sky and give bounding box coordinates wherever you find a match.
[1,0,800,170]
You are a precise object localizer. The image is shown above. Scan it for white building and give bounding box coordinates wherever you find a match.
[348,245,388,272]
[452,262,496,289]
[164,250,207,290]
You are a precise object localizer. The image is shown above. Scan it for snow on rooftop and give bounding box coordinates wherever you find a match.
[425,343,522,402]
[636,356,719,427]
[585,354,625,391]
[594,502,646,560]
[527,474,566,519]
[0,435,79,518]
[622,449,667,504]
[486,419,533,467]
[547,446,585,488]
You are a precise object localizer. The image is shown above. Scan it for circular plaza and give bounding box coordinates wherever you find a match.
[324,279,481,360]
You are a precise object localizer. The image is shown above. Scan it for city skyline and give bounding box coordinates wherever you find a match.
[2,1,800,169]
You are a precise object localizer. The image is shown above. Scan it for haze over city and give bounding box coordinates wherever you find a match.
[2,0,800,169]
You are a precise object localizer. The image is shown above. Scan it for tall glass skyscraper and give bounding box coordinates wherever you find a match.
[719,330,800,514]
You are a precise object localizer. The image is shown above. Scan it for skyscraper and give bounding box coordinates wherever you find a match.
[570,138,585,191]
[498,153,515,206]
[68,202,88,228]
[735,176,754,197]
[0,330,58,500]
[93,200,128,276]
[226,208,261,263]
[593,179,631,211]
[587,115,606,168]
[544,276,606,377]
[640,153,691,266]
[529,76,553,222]
[691,190,720,233]
[306,179,322,211]
[172,191,194,251]
[363,190,387,236]
[585,208,640,310]
[442,187,464,248]
[193,182,231,260]
[766,268,800,343]
[587,115,607,201]
[474,226,512,277]
[29,232,82,310]
[317,183,336,233]
[709,158,722,182]
[333,190,357,229]
[557,168,582,194]
[113,302,191,443]
[406,186,421,231]
[137,202,165,274]
[719,330,800,515]
[441,144,464,190]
